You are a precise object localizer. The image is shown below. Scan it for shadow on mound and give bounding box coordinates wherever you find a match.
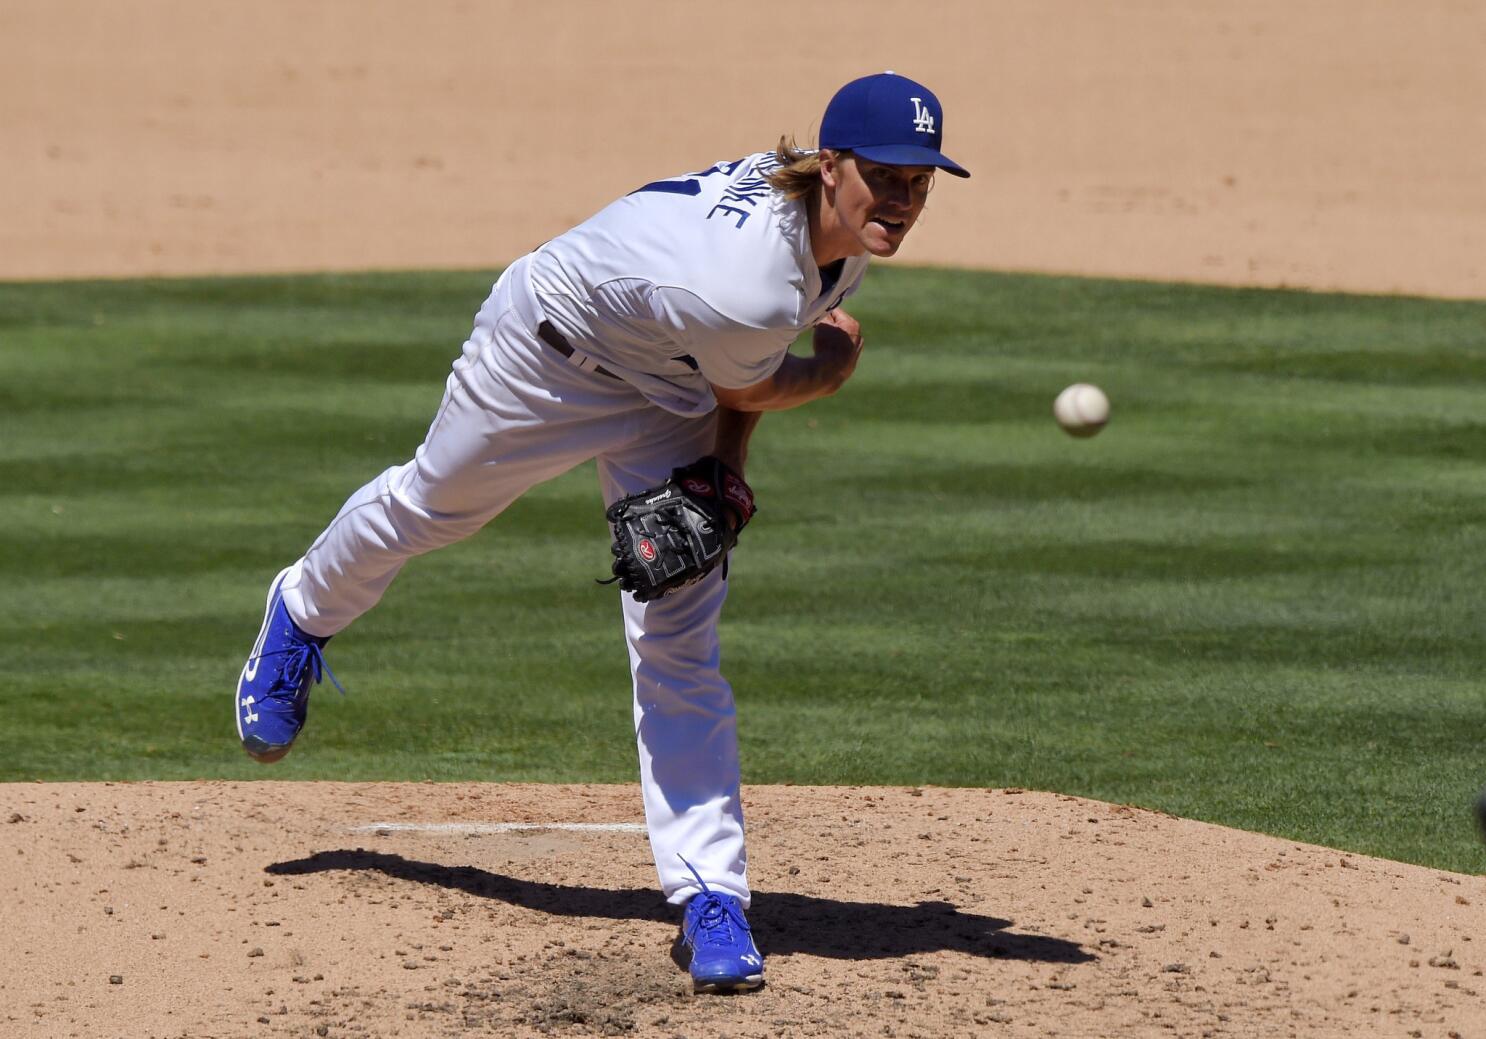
[267,848,1093,965]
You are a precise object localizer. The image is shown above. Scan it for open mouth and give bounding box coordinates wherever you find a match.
[870,217,906,233]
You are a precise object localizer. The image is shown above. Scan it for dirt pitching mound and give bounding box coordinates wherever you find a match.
[3,782,1483,1038]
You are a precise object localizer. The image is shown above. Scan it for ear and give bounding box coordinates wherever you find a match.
[819,148,840,190]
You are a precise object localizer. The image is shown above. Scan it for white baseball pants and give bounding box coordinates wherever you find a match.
[277,258,750,908]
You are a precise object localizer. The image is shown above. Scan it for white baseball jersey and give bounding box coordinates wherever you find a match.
[528,151,872,415]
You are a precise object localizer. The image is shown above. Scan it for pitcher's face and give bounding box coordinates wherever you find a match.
[822,152,935,257]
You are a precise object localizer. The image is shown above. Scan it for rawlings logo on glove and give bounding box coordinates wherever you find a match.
[602,457,756,603]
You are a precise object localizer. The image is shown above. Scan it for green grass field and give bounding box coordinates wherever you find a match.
[2,267,1484,872]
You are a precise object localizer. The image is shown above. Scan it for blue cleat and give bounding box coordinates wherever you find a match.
[235,567,343,763]
[679,860,764,993]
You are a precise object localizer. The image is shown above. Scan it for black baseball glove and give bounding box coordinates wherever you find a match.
[602,456,757,603]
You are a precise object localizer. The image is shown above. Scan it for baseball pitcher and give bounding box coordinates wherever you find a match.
[234,71,969,992]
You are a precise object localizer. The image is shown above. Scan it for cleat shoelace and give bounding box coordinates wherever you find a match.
[688,894,746,950]
[680,856,750,950]
[254,640,346,699]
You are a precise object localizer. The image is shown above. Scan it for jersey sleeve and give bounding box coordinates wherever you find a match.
[649,284,799,390]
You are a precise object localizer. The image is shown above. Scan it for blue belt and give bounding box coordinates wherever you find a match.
[537,321,700,379]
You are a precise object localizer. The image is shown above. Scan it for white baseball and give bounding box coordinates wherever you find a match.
[1053,383,1110,438]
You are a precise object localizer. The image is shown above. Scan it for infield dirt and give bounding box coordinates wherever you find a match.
[2,0,1483,297]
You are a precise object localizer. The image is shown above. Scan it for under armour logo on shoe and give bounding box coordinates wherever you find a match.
[240,695,259,725]
[910,97,936,135]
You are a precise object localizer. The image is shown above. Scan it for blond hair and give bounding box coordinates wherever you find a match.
[765,135,843,201]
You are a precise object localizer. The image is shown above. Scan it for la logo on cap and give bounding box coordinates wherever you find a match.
[910,98,936,135]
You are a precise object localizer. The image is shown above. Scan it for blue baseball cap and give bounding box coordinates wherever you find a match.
[820,72,970,179]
